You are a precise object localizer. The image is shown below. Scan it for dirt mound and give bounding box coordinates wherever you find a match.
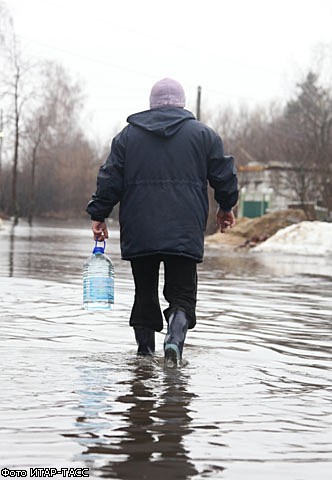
[206,209,307,249]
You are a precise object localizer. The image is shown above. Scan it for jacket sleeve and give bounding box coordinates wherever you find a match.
[207,135,239,212]
[86,129,126,221]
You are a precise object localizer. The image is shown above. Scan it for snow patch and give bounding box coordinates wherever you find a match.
[253,221,332,256]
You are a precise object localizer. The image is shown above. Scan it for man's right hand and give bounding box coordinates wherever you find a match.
[92,221,109,241]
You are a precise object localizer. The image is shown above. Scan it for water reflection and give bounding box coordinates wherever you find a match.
[8,223,15,277]
[1,218,96,282]
[73,358,198,479]
[2,218,332,282]
[203,247,332,280]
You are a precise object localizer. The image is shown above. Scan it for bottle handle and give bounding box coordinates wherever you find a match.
[93,240,106,254]
[95,239,106,249]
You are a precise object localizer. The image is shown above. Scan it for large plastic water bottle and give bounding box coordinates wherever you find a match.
[83,241,114,310]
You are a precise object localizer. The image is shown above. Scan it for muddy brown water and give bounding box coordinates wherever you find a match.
[0,219,331,479]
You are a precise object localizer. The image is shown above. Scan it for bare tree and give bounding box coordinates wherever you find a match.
[0,5,98,221]
[0,0,13,210]
[0,14,39,220]
[271,71,332,214]
[21,61,99,219]
[25,113,46,224]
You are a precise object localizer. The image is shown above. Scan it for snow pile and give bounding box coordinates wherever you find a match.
[253,221,332,256]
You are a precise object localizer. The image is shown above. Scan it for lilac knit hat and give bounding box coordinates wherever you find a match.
[149,78,186,109]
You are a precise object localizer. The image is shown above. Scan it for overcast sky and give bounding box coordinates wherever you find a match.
[4,0,332,142]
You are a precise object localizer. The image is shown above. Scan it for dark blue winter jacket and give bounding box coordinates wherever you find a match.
[87,107,238,262]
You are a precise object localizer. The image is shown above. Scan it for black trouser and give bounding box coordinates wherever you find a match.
[129,254,197,332]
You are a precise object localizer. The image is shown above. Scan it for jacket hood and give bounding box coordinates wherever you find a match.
[127,107,195,137]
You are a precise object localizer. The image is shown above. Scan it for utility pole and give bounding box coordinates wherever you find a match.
[196,85,202,121]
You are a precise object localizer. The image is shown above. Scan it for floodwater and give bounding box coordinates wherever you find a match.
[0,219,331,480]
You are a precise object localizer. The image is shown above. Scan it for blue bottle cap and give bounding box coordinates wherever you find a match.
[93,240,105,254]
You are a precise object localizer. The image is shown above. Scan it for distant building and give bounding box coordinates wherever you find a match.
[237,162,329,219]
[238,162,296,218]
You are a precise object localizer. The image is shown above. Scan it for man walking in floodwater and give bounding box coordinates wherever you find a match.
[86,78,238,366]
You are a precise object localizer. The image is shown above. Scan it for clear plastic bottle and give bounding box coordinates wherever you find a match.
[83,241,114,310]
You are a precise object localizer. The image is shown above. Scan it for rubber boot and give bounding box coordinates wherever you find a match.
[164,309,188,367]
[134,326,155,356]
